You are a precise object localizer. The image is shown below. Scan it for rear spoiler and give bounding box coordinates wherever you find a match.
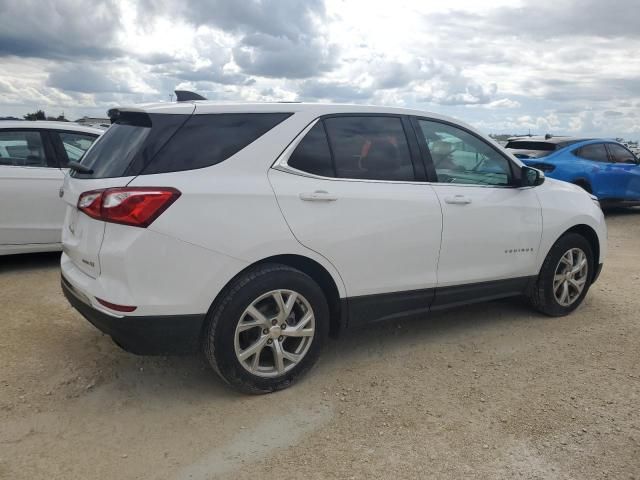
[107,90,206,124]
[107,107,149,125]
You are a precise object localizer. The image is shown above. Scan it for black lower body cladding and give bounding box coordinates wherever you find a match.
[61,275,205,355]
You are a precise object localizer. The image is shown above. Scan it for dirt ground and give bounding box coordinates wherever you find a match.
[1,210,639,480]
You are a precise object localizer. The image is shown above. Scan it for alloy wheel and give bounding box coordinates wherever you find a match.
[553,248,589,307]
[234,289,315,378]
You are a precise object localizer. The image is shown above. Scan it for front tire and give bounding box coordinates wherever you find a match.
[528,233,594,316]
[203,263,329,394]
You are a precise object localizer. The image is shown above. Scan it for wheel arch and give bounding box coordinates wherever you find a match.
[558,224,600,279]
[203,254,345,339]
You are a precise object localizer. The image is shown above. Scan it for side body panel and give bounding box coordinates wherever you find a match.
[534,178,607,269]
[432,184,543,287]
[269,168,443,298]
[0,164,65,247]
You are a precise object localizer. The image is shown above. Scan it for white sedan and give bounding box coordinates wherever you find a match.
[0,121,102,255]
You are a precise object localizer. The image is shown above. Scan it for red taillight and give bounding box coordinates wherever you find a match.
[77,187,181,227]
[77,189,103,220]
[96,297,137,313]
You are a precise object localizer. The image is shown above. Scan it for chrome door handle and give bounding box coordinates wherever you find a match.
[444,195,472,205]
[299,190,338,202]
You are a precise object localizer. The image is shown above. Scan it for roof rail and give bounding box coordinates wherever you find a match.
[175,90,207,102]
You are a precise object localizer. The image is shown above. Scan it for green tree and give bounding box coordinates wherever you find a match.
[23,110,46,121]
[46,114,68,122]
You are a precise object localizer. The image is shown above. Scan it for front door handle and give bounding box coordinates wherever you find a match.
[299,190,338,202]
[444,195,472,205]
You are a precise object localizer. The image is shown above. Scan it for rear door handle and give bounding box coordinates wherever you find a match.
[299,190,338,202]
[444,195,472,205]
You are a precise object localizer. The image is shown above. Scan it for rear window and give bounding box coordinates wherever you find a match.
[73,112,290,178]
[505,141,557,151]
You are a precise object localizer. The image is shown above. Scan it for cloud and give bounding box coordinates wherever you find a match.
[298,79,373,102]
[426,0,640,41]
[47,64,134,94]
[233,34,337,78]
[0,0,123,60]
[142,0,325,41]
[141,0,338,79]
[484,98,521,109]
[1,0,640,139]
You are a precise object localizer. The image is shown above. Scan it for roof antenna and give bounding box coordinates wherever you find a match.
[174,90,207,102]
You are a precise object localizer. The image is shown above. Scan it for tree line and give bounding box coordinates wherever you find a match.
[22,110,68,121]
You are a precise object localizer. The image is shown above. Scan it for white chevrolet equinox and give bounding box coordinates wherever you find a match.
[60,100,607,393]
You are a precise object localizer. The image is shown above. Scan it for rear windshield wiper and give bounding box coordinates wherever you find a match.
[67,161,93,174]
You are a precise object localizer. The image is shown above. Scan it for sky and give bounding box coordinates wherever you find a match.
[1,0,639,138]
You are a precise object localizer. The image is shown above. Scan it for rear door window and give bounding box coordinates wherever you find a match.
[575,144,608,162]
[0,130,49,167]
[323,116,415,181]
[287,122,335,177]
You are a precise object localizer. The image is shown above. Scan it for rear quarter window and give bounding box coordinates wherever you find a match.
[142,113,291,175]
[73,112,291,178]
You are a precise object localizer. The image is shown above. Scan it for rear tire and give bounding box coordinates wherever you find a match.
[203,263,329,394]
[528,233,594,316]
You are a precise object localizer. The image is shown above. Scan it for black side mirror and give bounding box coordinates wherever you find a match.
[521,166,545,187]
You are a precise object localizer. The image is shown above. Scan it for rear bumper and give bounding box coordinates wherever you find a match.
[62,275,205,355]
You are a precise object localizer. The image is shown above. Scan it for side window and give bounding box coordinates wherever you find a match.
[607,143,637,164]
[57,132,98,165]
[0,130,48,167]
[288,122,335,177]
[323,116,415,181]
[143,113,291,175]
[417,120,512,186]
[576,144,608,162]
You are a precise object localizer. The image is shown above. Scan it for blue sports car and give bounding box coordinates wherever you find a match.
[506,136,640,206]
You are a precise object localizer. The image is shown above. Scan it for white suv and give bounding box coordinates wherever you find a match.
[60,101,607,393]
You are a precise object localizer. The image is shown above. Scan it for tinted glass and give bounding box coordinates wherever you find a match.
[323,116,414,181]
[72,112,188,178]
[418,120,512,186]
[144,113,291,175]
[505,141,556,151]
[57,132,98,164]
[0,130,48,167]
[576,144,608,162]
[607,143,637,164]
[288,122,334,177]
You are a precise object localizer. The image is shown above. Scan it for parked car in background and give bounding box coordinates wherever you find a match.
[506,136,640,206]
[60,101,606,394]
[0,121,102,255]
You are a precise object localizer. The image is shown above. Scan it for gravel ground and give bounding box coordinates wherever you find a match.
[1,210,639,480]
